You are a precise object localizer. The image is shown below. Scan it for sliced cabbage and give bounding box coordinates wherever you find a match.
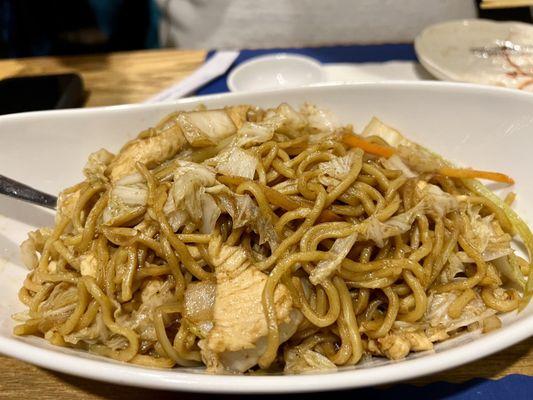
[361,118,444,172]
[284,348,337,374]
[439,253,466,284]
[361,117,411,147]
[117,279,175,342]
[318,151,358,180]
[216,191,278,249]
[301,103,338,133]
[361,116,531,308]
[176,113,216,147]
[235,113,284,148]
[360,201,425,247]
[457,204,513,262]
[200,192,221,234]
[103,174,148,224]
[184,281,216,338]
[381,154,417,178]
[64,312,108,345]
[416,181,458,217]
[112,185,148,206]
[424,292,496,332]
[210,146,258,180]
[464,179,532,308]
[275,103,307,134]
[310,233,357,284]
[178,109,242,147]
[492,256,526,289]
[164,161,220,233]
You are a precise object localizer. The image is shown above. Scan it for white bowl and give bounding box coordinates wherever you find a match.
[227,53,325,92]
[0,82,532,393]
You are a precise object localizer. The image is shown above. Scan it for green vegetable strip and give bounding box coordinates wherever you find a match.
[463,179,533,310]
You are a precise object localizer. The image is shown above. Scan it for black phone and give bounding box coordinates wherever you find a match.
[0,73,85,115]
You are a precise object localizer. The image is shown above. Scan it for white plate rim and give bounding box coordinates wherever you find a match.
[0,81,532,393]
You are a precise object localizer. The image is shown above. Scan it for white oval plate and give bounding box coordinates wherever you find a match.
[0,82,532,393]
[415,19,533,91]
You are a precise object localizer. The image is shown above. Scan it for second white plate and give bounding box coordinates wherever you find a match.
[415,19,533,91]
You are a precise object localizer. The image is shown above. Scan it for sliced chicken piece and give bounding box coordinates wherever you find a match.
[79,251,98,278]
[108,106,249,182]
[200,237,300,372]
[108,123,186,182]
[208,241,293,352]
[83,148,115,181]
[367,330,433,360]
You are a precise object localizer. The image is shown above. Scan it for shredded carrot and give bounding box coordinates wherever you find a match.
[437,167,515,185]
[341,133,396,158]
[217,175,341,222]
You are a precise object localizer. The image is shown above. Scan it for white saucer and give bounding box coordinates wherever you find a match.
[227,53,325,92]
[415,19,533,91]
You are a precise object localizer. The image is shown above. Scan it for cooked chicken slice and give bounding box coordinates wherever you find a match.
[200,237,299,372]
[208,241,292,352]
[108,105,246,181]
[215,309,301,372]
[108,122,186,182]
[368,331,433,360]
[79,251,98,278]
[83,148,115,181]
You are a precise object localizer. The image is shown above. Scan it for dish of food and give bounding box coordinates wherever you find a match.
[1,83,532,392]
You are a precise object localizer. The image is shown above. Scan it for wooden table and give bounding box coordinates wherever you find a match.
[0,49,531,399]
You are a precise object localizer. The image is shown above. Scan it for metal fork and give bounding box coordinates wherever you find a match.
[0,174,57,209]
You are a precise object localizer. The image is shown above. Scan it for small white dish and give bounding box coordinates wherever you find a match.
[415,19,533,91]
[227,53,325,92]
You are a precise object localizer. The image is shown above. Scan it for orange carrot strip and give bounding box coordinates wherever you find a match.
[341,133,514,184]
[437,167,515,185]
[342,133,396,158]
[217,175,341,222]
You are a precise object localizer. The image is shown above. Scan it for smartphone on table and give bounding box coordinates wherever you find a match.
[0,73,85,115]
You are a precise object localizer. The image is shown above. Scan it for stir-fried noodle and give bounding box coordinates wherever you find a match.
[15,103,531,373]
